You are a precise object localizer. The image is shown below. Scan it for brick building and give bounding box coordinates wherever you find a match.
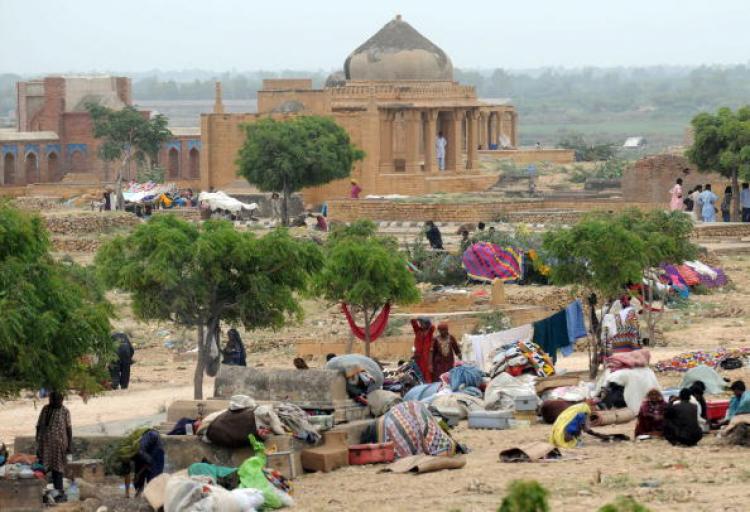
[200,16,519,204]
[1,75,201,193]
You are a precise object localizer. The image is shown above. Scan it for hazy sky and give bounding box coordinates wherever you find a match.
[1,0,747,74]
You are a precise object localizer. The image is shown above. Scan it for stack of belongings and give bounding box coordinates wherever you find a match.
[461,300,587,372]
[660,260,728,297]
[596,348,660,415]
[144,434,294,511]
[488,340,555,379]
[382,360,424,394]
[655,347,750,372]
[122,181,177,204]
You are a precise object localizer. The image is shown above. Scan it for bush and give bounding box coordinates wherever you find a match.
[498,480,550,512]
[598,496,652,512]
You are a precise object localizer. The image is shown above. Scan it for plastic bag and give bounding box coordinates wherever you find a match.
[237,435,283,509]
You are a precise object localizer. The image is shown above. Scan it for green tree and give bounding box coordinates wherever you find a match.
[498,480,550,512]
[87,104,172,209]
[0,203,113,397]
[236,116,364,225]
[543,209,698,376]
[314,222,419,357]
[687,106,750,221]
[95,215,322,398]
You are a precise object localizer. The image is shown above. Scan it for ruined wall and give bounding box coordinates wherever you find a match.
[622,154,726,204]
[43,211,140,235]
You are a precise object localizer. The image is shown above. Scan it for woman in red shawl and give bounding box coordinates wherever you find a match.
[634,388,667,437]
[431,322,462,382]
[411,318,434,383]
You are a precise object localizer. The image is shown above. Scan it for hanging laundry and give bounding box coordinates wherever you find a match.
[341,303,391,342]
[563,300,587,356]
[532,310,570,363]
[602,307,641,356]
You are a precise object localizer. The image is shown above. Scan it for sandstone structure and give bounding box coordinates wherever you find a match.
[1,76,200,194]
[200,16,518,204]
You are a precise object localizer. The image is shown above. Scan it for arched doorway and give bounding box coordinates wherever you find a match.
[189,148,199,179]
[25,153,38,184]
[168,148,179,179]
[3,153,15,185]
[48,153,59,181]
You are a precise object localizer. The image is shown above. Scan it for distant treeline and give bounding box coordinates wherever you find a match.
[4,65,750,130]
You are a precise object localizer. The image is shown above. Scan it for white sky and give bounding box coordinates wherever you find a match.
[1,0,748,74]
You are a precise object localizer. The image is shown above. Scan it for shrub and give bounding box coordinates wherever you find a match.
[498,480,550,512]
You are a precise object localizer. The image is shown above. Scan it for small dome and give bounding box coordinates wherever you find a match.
[344,15,453,81]
[325,71,347,88]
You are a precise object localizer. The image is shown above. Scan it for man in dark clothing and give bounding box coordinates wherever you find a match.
[424,221,444,250]
[663,388,703,446]
[133,429,164,496]
[110,333,135,390]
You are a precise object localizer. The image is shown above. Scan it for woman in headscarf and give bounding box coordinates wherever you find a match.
[221,328,246,366]
[410,318,434,383]
[36,391,72,502]
[669,178,684,211]
[634,389,667,437]
[663,388,703,446]
[431,322,461,382]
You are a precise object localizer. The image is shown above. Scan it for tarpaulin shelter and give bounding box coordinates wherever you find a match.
[462,242,523,282]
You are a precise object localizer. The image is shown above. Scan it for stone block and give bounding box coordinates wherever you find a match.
[214,366,348,406]
[66,459,105,483]
[300,431,349,473]
[0,479,44,512]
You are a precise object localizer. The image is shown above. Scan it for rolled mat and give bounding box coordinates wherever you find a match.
[590,408,635,427]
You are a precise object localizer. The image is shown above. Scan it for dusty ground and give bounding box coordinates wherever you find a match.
[2,253,750,511]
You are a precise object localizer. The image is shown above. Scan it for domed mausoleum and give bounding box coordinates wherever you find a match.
[344,15,453,81]
[201,16,518,204]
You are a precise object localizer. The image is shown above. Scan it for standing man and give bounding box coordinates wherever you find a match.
[741,183,750,222]
[436,131,447,171]
[110,332,135,390]
[699,184,718,222]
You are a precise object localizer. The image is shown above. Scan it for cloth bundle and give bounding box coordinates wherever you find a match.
[274,403,321,444]
[606,348,651,371]
[589,408,636,427]
[462,324,534,372]
[484,372,538,411]
[448,364,483,392]
[489,340,555,378]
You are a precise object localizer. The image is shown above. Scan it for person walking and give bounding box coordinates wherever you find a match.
[436,131,447,171]
[669,178,684,211]
[270,192,282,225]
[109,333,135,390]
[36,392,72,503]
[721,186,733,222]
[699,184,718,222]
[741,183,750,222]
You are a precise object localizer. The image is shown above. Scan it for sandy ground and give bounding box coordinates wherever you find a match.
[2,254,750,511]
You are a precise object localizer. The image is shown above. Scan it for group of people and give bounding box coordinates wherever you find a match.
[670,178,750,222]
[411,318,462,383]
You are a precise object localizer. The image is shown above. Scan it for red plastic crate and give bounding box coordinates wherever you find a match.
[348,442,395,465]
[707,400,730,420]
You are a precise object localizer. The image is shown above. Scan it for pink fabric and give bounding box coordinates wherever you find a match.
[607,348,651,371]
[350,184,362,199]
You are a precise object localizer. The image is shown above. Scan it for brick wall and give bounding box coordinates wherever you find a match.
[622,154,727,204]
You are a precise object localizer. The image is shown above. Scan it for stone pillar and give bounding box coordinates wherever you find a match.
[404,110,420,172]
[379,111,394,172]
[478,112,486,150]
[510,111,518,148]
[214,82,224,114]
[467,110,479,171]
[423,109,437,173]
[447,110,463,172]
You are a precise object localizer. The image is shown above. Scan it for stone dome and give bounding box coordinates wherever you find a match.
[344,15,453,81]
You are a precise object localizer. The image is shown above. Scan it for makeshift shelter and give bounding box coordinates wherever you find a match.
[198,191,258,213]
[461,243,523,283]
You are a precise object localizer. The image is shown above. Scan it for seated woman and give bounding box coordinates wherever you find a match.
[221,328,246,367]
[634,389,667,437]
[550,403,594,448]
[663,388,703,446]
[366,401,459,459]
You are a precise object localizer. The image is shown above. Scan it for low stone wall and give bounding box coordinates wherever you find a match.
[43,212,140,235]
[692,222,750,239]
[11,196,65,210]
[327,198,646,223]
[51,237,103,253]
[480,148,576,165]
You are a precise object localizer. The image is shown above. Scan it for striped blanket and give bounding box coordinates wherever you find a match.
[376,401,457,459]
[462,242,523,282]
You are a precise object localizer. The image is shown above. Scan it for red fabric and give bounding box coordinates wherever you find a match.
[341,303,391,342]
[411,319,435,383]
